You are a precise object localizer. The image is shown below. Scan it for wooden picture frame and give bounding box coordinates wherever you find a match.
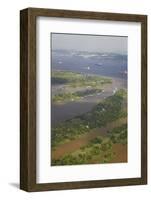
[20,7,147,192]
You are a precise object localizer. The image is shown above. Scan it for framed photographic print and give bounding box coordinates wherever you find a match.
[20,8,147,191]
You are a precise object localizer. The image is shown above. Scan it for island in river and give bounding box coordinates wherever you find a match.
[51,70,127,166]
[50,33,128,166]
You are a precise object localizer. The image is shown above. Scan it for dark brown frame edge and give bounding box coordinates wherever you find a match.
[20,7,147,192]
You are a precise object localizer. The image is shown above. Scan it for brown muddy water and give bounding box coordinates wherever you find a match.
[52,117,127,160]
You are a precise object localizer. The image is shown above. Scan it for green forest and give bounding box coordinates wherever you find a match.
[52,89,127,148]
[52,123,127,166]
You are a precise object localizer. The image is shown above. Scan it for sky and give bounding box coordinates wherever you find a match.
[51,33,128,54]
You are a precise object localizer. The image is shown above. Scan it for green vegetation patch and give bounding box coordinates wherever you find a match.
[52,122,127,166]
[52,136,114,166]
[52,88,102,103]
[52,71,112,103]
[52,70,112,87]
[52,89,127,147]
[108,124,127,144]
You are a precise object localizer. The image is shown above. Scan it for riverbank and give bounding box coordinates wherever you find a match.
[52,76,127,127]
[52,117,127,160]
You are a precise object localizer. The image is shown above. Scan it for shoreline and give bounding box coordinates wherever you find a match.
[51,76,127,127]
[52,117,127,160]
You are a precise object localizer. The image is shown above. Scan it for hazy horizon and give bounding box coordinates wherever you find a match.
[51,33,128,55]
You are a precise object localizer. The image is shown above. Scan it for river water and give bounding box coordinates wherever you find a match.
[51,51,127,127]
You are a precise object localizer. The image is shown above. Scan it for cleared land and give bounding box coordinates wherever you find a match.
[52,117,127,160]
[51,82,127,165]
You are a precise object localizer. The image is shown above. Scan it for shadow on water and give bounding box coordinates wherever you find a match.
[51,101,96,127]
